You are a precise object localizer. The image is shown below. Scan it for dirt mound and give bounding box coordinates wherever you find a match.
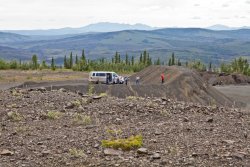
[0,89,249,167]
[200,71,250,86]
[130,65,235,106]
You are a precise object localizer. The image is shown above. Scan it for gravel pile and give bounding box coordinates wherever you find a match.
[0,88,249,167]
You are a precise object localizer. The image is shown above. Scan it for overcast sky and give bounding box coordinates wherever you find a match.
[0,0,250,30]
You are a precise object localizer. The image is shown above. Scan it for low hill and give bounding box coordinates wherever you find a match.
[0,32,30,44]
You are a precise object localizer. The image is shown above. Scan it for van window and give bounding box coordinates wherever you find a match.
[92,73,96,76]
[96,73,106,77]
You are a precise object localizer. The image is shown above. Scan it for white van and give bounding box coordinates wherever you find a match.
[88,71,124,84]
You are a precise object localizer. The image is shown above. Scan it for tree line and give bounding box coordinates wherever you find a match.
[1,50,250,76]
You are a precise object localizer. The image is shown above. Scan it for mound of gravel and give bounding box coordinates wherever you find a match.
[0,88,250,167]
[129,65,235,106]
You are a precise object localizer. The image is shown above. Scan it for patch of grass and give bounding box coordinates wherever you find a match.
[73,113,92,126]
[6,103,17,108]
[11,90,22,96]
[102,135,143,151]
[99,92,108,97]
[7,111,23,122]
[88,84,94,96]
[160,109,169,117]
[47,111,62,120]
[15,126,28,133]
[126,96,137,100]
[71,99,81,107]
[69,148,85,157]
[26,76,33,80]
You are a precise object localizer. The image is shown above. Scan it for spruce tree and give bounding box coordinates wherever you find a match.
[69,52,73,69]
[125,53,129,65]
[131,56,134,66]
[143,50,147,64]
[139,53,143,64]
[64,55,67,69]
[156,58,161,65]
[75,55,78,65]
[51,57,55,71]
[171,52,175,65]
[81,49,86,65]
[168,58,172,66]
[31,54,38,69]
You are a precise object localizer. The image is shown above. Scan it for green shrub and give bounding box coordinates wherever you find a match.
[71,99,81,107]
[102,135,143,151]
[69,148,85,157]
[99,93,108,97]
[73,114,92,125]
[47,111,62,120]
[7,111,23,121]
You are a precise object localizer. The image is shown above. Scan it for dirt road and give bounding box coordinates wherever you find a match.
[215,85,250,109]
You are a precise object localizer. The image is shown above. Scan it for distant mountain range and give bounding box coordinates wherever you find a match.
[1,22,156,36]
[206,24,250,31]
[2,22,250,36]
[0,27,250,64]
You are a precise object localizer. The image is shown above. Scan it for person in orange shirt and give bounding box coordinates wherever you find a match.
[161,72,164,84]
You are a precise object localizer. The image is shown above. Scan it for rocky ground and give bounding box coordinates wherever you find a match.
[0,88,250,167]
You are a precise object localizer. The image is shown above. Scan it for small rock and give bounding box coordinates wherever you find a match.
[93,96,102,100]
[94,144,99,148]
[232,152,246,160]
[64,102,74,109]
[104,148,123,156]
[222,140,235,145]
[0,149,14,156]
[137,148,148,154]
[155,131,162,135]
[206,118,213,123]
[152,153,161,159]
[244,132,248,138]
[37,87,46,92]
[41,150,51,156]
[59,88,67,92]
[37,142,43,145]
[78,106,84,112]
[183,117,189,122]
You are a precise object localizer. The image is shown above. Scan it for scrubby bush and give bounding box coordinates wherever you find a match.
[102,135,143,151]
[7,111,23,121]
[47,111,62,120]
[72,114,92,126]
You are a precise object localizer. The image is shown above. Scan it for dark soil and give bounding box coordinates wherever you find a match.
[0,88,250,167]
[200,71,250,86]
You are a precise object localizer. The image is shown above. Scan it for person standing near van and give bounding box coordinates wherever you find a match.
[136,76,140,85]
[161,72,164,84]
[106,74,109,84]
[125,77,129,85]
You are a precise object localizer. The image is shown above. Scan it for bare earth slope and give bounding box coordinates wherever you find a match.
[130,66,235,106]
[0,89,250,167]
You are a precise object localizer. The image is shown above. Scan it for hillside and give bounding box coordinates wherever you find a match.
[0,28,250,63]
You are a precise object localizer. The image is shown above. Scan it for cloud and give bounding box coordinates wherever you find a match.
[194,4,200,6]
[222,4,229,7]
[246,0,250,4]
[192,17,201,20]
